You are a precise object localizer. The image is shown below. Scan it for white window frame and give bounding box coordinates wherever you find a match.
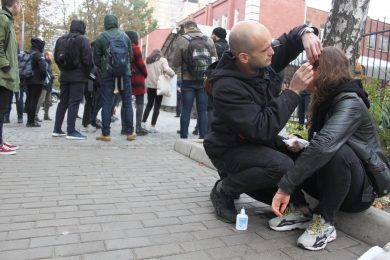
[221,14,228,29]
[367,34,376,49]
[379,35,389,52]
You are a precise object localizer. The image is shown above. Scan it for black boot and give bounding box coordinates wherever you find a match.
[4,115,10,124]
[210,180,237,223]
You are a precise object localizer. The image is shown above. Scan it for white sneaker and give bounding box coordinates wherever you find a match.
[141,122,147,129]
[297,214,337,251]
[149,126,158,133]
[80,126,88,132]
[80,125,96,133]
[269,206,312,231]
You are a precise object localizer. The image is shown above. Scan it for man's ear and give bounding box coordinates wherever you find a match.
[237,52,249,64]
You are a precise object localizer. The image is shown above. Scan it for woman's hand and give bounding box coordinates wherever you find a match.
[272,189,290,216]
[284,134,303,153]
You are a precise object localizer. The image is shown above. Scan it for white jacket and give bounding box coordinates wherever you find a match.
[145,57,175,89]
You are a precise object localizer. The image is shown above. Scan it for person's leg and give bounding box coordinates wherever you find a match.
[16,85,25,122]
[151,94,163,126]
[100,78,115,136]
[3,90,12,123]
[54,83,70,132]
[175,79,182,117]
[142,88,156,123]
[180,80,195,138]
[26,85,43,125]
[135,94,144,130]
[194,83,208,138]
[66,82,85,133]
[119,77,134,135]
[0,86,12,144]
[91,87,102,128]
[82,87,93,128]
[35,89,46,120]
[43,89,52,120]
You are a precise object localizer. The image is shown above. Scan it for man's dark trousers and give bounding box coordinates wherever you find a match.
[54,82,85,133]
[0,86,12,144]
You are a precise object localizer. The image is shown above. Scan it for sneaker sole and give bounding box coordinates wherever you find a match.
[0,151,16,155]
[269,221,310,231]
[52,133,66,137]
[297,229,337,251]
[66,136,87,140]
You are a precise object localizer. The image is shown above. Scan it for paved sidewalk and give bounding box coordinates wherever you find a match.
[0,102,371,259]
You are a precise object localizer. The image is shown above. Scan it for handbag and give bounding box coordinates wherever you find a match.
[157,74,175,97]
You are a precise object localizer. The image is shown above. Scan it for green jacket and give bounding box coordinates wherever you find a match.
[93,15,132,79]
[0,8,19,91]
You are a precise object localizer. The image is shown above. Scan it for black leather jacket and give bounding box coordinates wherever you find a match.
[278,91,389,194]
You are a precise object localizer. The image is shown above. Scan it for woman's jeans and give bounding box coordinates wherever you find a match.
[180,80,208,138]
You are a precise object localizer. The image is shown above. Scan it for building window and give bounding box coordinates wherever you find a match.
[221,14,228,28]
[367,34,376,49]
[379,35,389,52]
[213,18,219,27]
[234,9,239,25]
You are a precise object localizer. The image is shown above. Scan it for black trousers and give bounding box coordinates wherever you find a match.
[26,84,43,124]
[212,144,373,223]
[142,88,163,126]
[134,94,144,130]
[82,87,94,127]
[54,82,85,133]
[0,85,12,144]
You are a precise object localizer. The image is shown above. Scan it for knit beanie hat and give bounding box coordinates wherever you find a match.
[212,27,227,39]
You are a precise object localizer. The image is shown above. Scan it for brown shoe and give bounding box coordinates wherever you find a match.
[127,132,137,141]
[96,135,111,142]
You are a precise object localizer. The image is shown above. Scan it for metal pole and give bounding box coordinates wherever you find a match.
[20,0,25,51]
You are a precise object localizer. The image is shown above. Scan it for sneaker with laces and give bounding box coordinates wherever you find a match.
[127,132,137,141]
[297,214,337,251]
[269,206,312,231]
[66,130,87,140]
[0,144,16,155]
[80,126,88,132]
[52,130,66,137]
[210,180,237,223]
[3,142,19,151]
[96,135,111,142]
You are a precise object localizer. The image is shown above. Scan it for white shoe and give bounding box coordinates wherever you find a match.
[149,126,158,133]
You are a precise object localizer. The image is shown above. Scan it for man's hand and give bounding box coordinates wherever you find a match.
[302,32,322,64]
[272,189,290,216]
[289,62,313,95]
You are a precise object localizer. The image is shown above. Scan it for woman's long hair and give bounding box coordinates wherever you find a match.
[146,49,162,64]
[307,46,353,128]
[125,30,138,45]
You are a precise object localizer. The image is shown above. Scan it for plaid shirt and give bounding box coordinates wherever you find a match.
[130,43,147,95]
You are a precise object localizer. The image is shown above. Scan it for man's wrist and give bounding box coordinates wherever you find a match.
[299,27,314,37]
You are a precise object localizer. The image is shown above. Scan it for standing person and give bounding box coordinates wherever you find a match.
[141,49,175,133]
[0,0,20,154]
[172,20,217,139]
[25,38,46,127]
[125,30,148,136]
[270,47,381,250]
[93,14,135,142]
[80,65,98,132]
[53,20,93,140]
[203,21,322,223]
[211,27,229,60]
[36,51,54,122]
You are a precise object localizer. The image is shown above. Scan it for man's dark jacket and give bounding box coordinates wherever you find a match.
[25,38,46,85]
[203,25,308,159]
[55,20,93,83]
[214,38,229,60]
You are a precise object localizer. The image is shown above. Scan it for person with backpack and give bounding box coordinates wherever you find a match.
[0,0,20,155]
[172,20,217,139]
[141,49,175,133]
[25,37,47,127]
[125,30,148,136]
[35,51,54,122]
[211,27,229,60]
[93,14,135,142]
[53,19,93,140]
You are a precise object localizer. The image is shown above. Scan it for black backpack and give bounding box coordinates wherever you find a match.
[102,32,129,77]
[18,51,34,79]
[183,35,212,79]
[54,34,79,71]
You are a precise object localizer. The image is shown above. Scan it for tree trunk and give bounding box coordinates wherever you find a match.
[323,0,370,65]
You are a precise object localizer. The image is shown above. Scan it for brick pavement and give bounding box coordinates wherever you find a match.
[0,102,371,259]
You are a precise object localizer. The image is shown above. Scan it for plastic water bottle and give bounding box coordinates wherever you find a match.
[235,208,248,230]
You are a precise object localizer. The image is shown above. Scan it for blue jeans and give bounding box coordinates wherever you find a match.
[180,80,208,138]
[100,77,133,136]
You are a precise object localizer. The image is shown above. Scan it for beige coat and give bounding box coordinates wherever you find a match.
[145,57,175,89]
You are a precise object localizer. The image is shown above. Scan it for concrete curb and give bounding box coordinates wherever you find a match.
[174,139,390,246]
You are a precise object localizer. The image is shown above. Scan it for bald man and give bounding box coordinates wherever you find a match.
[204,21,322,223]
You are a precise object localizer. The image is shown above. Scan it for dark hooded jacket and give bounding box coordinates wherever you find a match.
[214,38,229,60]
[55,20,93,83]
[93,15,132,79]
[203,25,309,159]
[25,38,47,85]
